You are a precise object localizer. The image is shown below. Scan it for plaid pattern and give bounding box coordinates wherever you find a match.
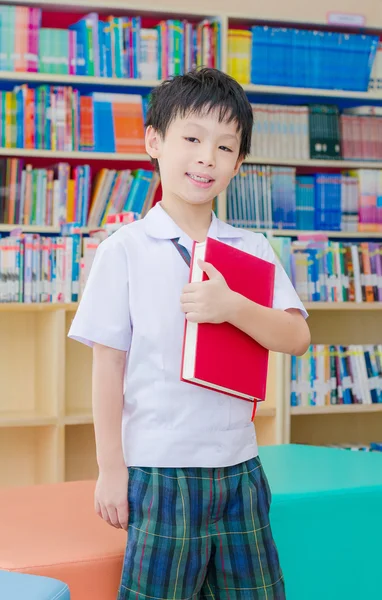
[118,456,285,600]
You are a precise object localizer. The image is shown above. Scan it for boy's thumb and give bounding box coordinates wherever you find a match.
[197,259,222,280]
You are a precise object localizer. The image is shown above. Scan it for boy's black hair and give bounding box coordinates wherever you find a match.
[145,68,253,171]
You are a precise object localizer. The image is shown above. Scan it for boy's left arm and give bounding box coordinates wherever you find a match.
[225,294,310,356]
[181,259,311,357]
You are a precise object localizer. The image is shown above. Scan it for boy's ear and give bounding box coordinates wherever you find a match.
[145,125,161,159]
[233,156,244,177]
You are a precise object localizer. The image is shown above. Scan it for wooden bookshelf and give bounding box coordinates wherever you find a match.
[249,229,382,239]
[244,157,382,170]
[0,224,90,234]
[291,404,382,415]
[0,71,162,87]
[283,306,382,446]
[0,148,151,161]
[242,83,382,101]
[0,0,382,487]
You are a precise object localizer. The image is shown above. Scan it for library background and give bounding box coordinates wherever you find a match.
[0,0,381,598]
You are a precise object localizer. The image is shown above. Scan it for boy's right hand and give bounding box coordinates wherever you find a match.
[94,466,129,530]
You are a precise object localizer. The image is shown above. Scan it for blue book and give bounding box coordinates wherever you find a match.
[124,170,154,213]
[92,93,115,152]
[81,165,91,226]
[102,21,113,78]
[68,19,88,76]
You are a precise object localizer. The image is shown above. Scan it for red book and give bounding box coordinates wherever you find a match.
[181,238,275,413]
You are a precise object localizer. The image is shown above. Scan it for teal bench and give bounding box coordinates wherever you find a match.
[0,570,70,599]
[260,444,382,600]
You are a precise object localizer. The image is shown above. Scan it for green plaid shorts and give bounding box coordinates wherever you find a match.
[118,456,285,599]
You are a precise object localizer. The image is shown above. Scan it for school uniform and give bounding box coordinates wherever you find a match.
[68,202,307,599]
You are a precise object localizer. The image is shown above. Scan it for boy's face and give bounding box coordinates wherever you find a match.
[145,109,243,207]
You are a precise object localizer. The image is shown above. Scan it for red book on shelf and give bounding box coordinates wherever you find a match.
[181,237,275,417]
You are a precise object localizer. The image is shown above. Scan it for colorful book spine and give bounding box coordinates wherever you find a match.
[291,344,382,407]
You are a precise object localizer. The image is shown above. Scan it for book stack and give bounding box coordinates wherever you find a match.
[341,106,382,161]
[249,26,378,91]
[308,104,341,160]
[0,6,221,79]
[0,160,158,228]
[272,239,382,303]
[0,84,146,153]
[291,344,382,407]
[227,165,382,232]
[251,104,310,160]
[368,40,382,90]
[327,443,382,452]
[0,232,81,303]
[227,164,296,229]
[0,208,144,303]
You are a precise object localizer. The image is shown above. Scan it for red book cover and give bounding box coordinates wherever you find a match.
[181,237,275,410]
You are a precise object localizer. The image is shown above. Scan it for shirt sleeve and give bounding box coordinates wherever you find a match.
[67,235,132,351]
[259,236,309,319]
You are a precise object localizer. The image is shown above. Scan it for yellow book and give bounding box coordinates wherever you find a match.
[5,92,13,148]
[66,179,75,223]
[227,29,251,84]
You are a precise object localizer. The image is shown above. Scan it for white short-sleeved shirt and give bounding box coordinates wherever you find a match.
[68,202,308,468]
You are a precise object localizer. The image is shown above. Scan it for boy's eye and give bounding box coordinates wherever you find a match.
[219,146,233,152]
[185,137,199,143]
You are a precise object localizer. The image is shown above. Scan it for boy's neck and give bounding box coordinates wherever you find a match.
[159,197,213,243]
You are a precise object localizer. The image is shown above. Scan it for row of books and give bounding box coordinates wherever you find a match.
[0,5,219,78]
[0,211,141,303]
[369,41,382,90]
[228,26,379,91]
[271,239,382,303]
[0,211,141,304]
[228,166,382,232]
[0,159,159,228]
[252,103,382,162]
[0,85,146,153]
[0,232,82,303]
[326,443,382,452]
[340,106,382,162]
[290,345,382,407]
[3,84,382,161]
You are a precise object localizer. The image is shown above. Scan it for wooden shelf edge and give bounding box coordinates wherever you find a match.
[291,404,382,415]
[0,303,78,312]
[1,74,380,104]
[64,414,93,425]
[7,0,217,18]
[0,224,89,233]
[0,71,161,87]
[248,228,382,239]
[244,157,382,169]
[305,302,382,311]
[1,302,381,312]
[0,148,150,161]
[0,414,57,427]
[243,83,382,101]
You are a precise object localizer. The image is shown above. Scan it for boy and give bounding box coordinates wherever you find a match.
[68,68,310,599]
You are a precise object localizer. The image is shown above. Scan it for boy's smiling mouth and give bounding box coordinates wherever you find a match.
[186,172,215,187]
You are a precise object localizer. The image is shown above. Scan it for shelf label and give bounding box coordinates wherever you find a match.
[327,12,366,27]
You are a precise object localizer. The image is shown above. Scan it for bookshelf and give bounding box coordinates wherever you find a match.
[0,301,283,486]
[244,157,382,170]
[283,304,382,446]
[0,0,382,486]
[242,84,382,101]
[0,148,151,161]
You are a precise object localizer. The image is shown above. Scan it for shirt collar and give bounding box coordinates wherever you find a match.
[143,202,243,247]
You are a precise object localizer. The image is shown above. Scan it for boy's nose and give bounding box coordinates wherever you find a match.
[197,154,215,168]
